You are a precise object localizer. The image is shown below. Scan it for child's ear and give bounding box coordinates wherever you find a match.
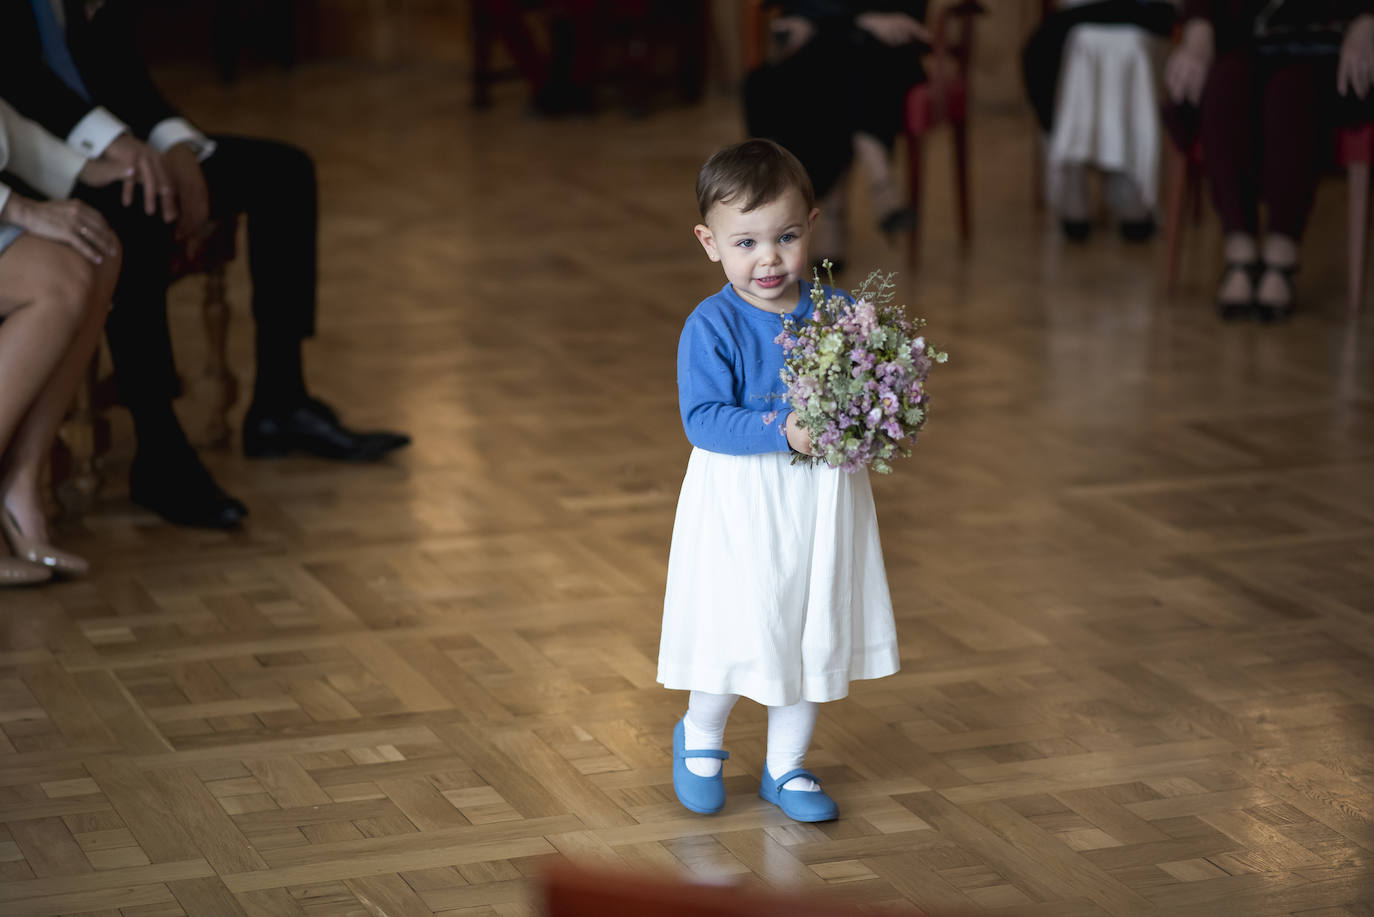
[694,223,721,262]
[808,207,820,230]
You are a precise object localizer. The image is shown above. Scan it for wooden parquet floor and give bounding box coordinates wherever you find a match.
[2,62,1374,916]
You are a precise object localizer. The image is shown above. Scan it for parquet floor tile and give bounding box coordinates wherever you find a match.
[2,59,1372,915]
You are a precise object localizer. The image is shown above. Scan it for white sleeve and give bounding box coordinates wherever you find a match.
[0,97,88,200]
[148,117,217,161]
[0,183,12,217]
[67,106,130,157]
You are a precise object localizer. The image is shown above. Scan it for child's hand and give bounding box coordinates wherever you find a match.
[785,412,814,455]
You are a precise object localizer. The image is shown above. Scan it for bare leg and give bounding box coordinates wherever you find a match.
[0,237,96,557]
[0,244,119,544]
[814,171,850,264]
[853,132,905,220]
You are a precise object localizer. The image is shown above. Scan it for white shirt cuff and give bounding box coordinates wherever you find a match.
[148,118,217,161]
[67,107,130,157]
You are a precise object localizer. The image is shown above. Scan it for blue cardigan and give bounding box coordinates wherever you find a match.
[677,281,823,455]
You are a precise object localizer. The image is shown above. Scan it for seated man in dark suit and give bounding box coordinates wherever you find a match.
[0,0,409,528]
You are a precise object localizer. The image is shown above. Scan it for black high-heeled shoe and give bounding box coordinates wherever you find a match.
[1216,260,1261,321]
[877,207,915,240]
[1119,216,1156,243]
[1060,218,1091,243]
[1254,263,1297,323]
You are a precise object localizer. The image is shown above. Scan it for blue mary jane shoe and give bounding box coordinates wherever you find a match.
[759,766,838,822]
[672,717,729,814]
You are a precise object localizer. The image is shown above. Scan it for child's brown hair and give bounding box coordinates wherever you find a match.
[695,138,815,220]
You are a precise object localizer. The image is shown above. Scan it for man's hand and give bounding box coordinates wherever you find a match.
[855,11,931,47]
[77,154,134,189]
[163,141,211,244]
[104,133,176,221]
[1165,18,1214,106]
[785,411,815,455]
[1,195,119,264]
[1339,14,1374,99]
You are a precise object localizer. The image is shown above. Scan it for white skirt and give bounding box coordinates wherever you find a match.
[657,448,899,707]
[1046,24,1164,211]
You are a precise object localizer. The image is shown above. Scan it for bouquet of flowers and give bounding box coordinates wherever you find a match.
[765,265,947,474]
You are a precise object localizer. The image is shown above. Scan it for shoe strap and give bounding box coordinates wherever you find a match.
[678,747,729,761]
[770,767,821,791]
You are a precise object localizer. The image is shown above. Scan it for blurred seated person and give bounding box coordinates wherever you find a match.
[476,0,703,116]
[744,1,931,272]
[1024,0,1179,241]
[0,0,411,530]
[0,96,124,585]
[1165,0,1374,319]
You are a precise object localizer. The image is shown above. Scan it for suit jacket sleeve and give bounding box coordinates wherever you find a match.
[73,1,182,139]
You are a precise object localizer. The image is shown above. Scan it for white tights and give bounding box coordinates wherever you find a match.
[682,691,820,792]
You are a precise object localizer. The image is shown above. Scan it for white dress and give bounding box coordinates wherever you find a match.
[657,448,900,707]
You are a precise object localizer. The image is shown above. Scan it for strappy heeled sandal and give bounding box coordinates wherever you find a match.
[1216,260,1261,321]
[1254,263,1297,323]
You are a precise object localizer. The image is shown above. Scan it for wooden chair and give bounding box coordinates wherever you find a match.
[51,217,240,518]
[541,863,894,917]
[904,0,985,266]
[1162,124,1374,318]
[743,1,986,268]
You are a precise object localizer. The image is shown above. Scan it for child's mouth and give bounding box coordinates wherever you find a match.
[755,275,784,289]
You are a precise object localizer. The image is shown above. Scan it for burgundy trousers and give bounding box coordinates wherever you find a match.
[1199,50,1339,239]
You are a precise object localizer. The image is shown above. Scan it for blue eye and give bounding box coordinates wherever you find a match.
[736,239,755,249]
[779,233,797,243]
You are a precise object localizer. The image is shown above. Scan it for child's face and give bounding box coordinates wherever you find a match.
[694,188,819,312]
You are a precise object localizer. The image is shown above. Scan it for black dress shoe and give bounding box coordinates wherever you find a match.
[129,450,248,529]
[243,398,411,462]
[877,207,916,239]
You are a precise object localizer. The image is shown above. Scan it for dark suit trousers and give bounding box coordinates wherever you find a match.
[82,135,317,409]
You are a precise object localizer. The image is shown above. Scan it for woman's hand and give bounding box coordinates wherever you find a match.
[769,16,816,61]
[855,11,931,47]
[0,195,119,264]
[1339,14,1374,99]
[1165,18,1214,106]
[785,411,815,455]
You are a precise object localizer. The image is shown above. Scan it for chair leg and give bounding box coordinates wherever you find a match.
[195,265,238,449]
[906,132,925,268]
[1349,161,1369,318]
[953,116,971,248]
[471,0,495,109]
[1163,145,1189,295]
[54,357,102,519]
